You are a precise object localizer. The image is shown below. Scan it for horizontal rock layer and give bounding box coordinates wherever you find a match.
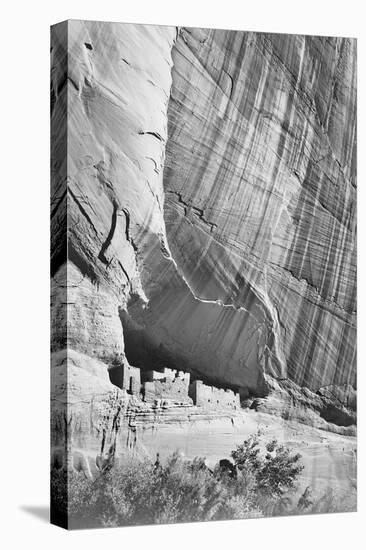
[51,350,356,497]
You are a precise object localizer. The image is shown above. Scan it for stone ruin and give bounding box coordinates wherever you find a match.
[117,364,241,411]
[142,368,192,404]
[120,363,141,395]
[189,380,240,411]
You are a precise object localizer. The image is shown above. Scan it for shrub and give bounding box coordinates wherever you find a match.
[297,486,313,511]
[307,488,356,515]
[51,435,354,528]
[231,433,262,472]
[231,433,304,497]
[257,440,303,497]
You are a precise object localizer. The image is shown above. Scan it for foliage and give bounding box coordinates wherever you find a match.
[231,433,304,497]
[304,488,356,515]
[297,485,313,511]
[51,435,355,528]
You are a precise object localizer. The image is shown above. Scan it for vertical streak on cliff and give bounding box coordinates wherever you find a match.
[160,28,288,388]
[162,29,356,399]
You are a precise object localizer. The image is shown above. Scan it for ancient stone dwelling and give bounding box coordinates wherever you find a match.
[116,363,240,411]
[189,380,240,411]
[142,368,192,404]
[119,363,141,394]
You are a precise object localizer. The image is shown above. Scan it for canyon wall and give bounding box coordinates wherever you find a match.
[50,21,356,488]
[126,28,357,401]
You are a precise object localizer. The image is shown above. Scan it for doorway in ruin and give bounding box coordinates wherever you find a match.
[108,364,123,389]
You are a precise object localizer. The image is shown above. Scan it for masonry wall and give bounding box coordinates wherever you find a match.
[189,380,240,410]
[144,367,177,382]
[122,364,141,394]
[143,372,192,404]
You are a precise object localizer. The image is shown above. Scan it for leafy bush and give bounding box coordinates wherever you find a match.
[51,435,355,528]
[231,433,262,472]
[231,433,304,497]
[303,488,356,515]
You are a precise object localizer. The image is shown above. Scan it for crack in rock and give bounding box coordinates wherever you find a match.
[167,190,218,232]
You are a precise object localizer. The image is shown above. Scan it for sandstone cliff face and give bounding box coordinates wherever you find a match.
[51,21,356,492]
[126,28,357,400]
[51,19,179,472]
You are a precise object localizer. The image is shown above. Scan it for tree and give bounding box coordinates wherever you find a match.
[256,440,304,497]
[231,434,304,498]
[231,432,262,472]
